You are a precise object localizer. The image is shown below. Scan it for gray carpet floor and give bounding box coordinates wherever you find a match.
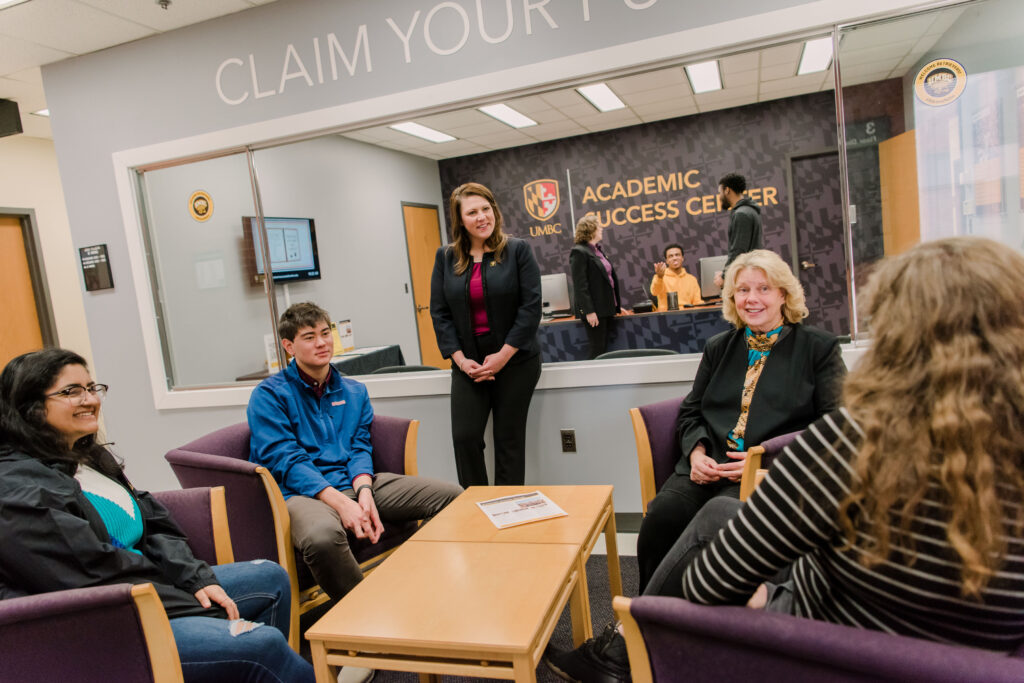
[301,553,640,682]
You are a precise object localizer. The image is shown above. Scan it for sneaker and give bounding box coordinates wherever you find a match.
[544,623,631,683]
[337,666,375,683]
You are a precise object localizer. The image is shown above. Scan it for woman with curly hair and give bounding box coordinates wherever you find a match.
[670,236,1024,647]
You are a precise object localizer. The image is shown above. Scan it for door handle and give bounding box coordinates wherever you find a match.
[416,304,429,312]
[800,260,816,270]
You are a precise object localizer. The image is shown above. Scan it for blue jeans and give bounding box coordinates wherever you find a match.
[170,560,314,683]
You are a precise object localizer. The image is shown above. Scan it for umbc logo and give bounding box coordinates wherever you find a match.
[914,59,967,107]
[523,179,560,222]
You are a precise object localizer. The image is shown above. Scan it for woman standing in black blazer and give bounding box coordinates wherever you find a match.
[569,215,632,358]
[430,182,542,487]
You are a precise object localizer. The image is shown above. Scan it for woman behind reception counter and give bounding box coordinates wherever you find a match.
[569,214,632,359]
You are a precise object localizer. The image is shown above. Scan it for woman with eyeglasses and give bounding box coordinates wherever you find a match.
[0,348,314,683]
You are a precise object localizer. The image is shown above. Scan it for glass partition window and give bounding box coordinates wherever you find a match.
[133,0,1024,391]
[139,152,280,388]
[837,0,1024,334]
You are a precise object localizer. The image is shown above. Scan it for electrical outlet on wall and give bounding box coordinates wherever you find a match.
[560,429,577,453]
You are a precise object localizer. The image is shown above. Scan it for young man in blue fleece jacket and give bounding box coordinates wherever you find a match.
[247,301,462,601]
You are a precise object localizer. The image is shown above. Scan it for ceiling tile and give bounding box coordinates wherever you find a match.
[521,120,584,139]
[0,0,155,55]
[760,62,796,81]
[76,0,256,32]
[419,109,489,129]
[759,42,803,66]
[465,130,533,146]
[720,52,759,73]
[839,15,935,52]
[923,7,965,36]
[561,102,603,119]
[0,33,72,76]
[632,100,698,120]
[502,95,551,114]
[838,43,909,67]
[623,86,692,106]
[573,110,641,131]
[528,108,568,125]
[444,120,508,138]
[539,89,588,108]
[723,69,758,88]
[758,72,827,94]
[608,67,687,94]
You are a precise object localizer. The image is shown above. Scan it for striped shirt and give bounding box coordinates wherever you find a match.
[681,407,1024,652]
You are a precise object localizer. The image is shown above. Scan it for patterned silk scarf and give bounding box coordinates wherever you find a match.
[726,325,784,451]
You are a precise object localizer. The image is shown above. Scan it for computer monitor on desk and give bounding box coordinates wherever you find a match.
[541,273,572,318]
[699,255,729,301]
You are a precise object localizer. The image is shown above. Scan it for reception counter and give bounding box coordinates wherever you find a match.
[538,306,731,363]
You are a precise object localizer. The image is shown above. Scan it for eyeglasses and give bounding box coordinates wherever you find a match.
[45,384,109,403]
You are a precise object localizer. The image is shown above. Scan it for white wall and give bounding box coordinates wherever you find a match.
[0,135,92,366]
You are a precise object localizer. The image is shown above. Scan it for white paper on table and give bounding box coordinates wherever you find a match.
[476,490,568,529]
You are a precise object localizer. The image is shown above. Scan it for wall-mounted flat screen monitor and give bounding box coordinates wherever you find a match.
[242,216,321,284]
[541,272,572,318]
[699,254,728,300]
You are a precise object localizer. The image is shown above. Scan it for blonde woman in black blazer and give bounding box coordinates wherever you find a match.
[635,249,845,590]
[430,183,542,487]
[569,215,632,359]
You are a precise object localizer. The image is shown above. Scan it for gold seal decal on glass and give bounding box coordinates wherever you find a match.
[189,190,214,222]
[914,59,967,107]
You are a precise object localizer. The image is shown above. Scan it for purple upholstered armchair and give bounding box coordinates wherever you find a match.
[0,486,230,683]
[630,396,801,510]
[164,416,420,650]
[613,595,1024,682]
[629,397,685,515]
[739,430,800,501]
[0,583,182,683]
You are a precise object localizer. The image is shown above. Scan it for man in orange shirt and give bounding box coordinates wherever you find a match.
[650,243,703,311]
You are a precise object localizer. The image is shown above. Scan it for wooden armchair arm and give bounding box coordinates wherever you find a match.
[739,446,765,502]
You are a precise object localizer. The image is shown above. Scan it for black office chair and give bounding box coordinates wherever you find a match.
[594,348,678,360]
[370,365,443,373]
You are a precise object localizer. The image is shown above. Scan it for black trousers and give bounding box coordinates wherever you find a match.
[635,471,740,592]
[584,316,614,359]
[450,332,542,487]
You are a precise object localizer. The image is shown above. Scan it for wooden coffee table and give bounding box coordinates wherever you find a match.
[306,540,579,682]
[410,485,622,644]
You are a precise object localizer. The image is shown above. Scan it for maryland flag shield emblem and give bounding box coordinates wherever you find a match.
[523,179,560,222]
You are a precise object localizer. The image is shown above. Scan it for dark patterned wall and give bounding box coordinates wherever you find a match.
[438,83,903,335]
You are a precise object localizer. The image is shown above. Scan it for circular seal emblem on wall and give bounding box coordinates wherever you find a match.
[914,59,967,106]
[189,190,213,222]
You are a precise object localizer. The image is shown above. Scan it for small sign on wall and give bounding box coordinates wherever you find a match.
[79,244,114,291]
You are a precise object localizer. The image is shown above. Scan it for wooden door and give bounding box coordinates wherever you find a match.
[0,216,44,368]
[402,203,448,368]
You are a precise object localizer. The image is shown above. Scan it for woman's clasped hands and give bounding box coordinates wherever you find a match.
[689,444,747,484]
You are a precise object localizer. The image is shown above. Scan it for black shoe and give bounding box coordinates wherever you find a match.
[544,624,631,683]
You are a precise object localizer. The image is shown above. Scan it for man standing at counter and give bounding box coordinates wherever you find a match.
[650,243,702,310]
[713,172,763,287]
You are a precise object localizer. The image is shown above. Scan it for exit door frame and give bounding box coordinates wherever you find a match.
[1,207,58,348]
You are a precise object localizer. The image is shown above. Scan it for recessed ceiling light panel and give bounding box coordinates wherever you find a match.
[389,122,456,143]
[478,104,537,128]
[576,83,626,112]
[685,61,722,94]
[798,36,834,75]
